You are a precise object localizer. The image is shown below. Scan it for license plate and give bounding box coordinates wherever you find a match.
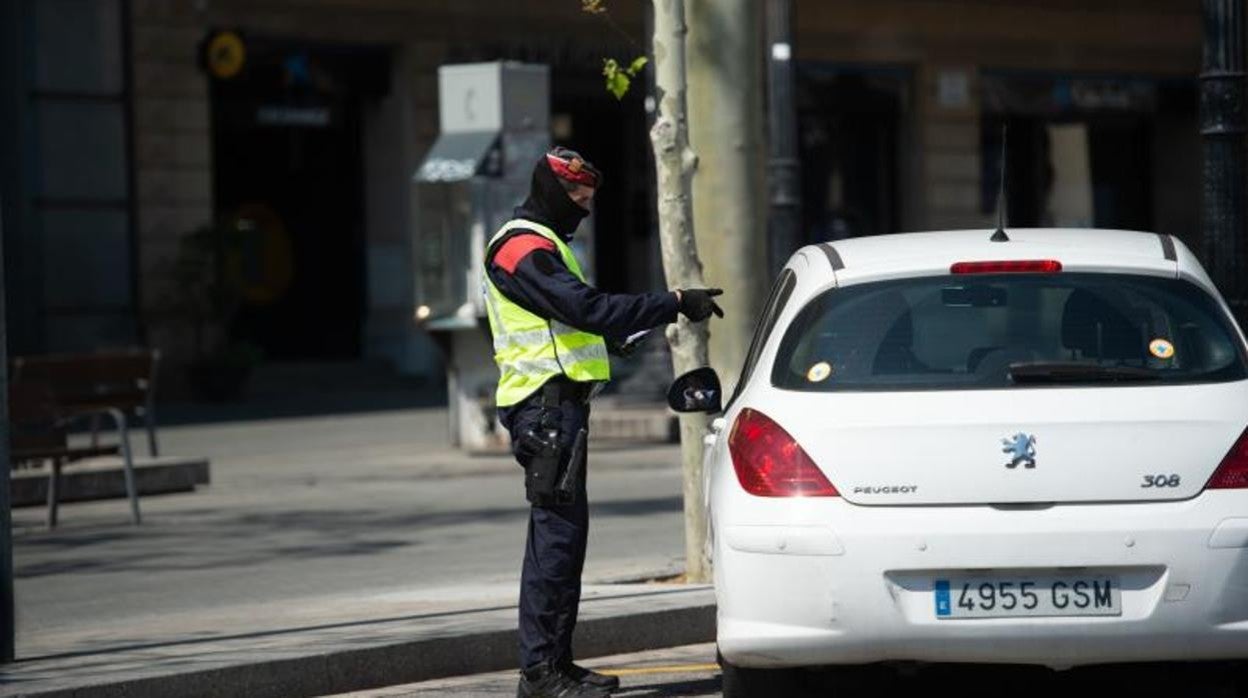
[934,575,1121,619]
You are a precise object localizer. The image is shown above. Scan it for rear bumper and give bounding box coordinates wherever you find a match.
[713,491,1248,668]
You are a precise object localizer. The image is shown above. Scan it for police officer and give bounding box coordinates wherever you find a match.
[483,148,723,698]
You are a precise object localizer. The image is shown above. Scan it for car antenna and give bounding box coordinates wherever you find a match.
[991,125,1009,242]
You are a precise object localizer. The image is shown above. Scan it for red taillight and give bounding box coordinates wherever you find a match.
[951,260,1062,274]
[727,408,839,497]
[1207,427,1248,489]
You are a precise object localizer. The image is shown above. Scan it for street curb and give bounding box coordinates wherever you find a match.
[13,600,715,698]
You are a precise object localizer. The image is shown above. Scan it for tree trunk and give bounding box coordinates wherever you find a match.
[650,0,712,583]
[686,0,768,399]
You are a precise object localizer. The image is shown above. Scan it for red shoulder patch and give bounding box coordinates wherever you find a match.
[493,234,557,274]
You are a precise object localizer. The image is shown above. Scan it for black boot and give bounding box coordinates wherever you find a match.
[517,662,610,698]
[561,659,621,692]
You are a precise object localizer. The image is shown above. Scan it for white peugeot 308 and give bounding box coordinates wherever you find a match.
[671,229,1248,696]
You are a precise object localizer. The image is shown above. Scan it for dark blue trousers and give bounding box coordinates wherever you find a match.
[500,390,591,671]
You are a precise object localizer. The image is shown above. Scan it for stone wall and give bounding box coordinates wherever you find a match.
[130,0,214,360]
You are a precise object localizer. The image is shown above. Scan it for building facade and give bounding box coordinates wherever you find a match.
[1,0,1209,385]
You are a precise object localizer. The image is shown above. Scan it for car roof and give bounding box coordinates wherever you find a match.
[794,228,1205,289]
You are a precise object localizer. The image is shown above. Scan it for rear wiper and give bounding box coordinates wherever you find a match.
[1008,361,1161,384]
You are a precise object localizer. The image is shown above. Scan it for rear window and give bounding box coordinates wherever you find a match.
[772,273,1248,391]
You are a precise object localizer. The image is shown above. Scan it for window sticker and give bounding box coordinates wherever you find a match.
[806,361,832,382]
[1149,338,1175,359]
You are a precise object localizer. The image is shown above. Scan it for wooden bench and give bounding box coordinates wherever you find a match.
[12,349,161,458]
[9,350,159,527]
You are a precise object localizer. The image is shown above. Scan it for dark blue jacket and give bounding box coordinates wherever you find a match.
[486,211,678,344]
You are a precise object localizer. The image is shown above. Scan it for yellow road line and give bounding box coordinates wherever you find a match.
[598,663,720,676]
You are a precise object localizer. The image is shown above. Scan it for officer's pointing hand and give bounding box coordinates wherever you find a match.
[676,288,725,322]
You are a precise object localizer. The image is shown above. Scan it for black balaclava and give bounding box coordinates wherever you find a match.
[515,148,599,241]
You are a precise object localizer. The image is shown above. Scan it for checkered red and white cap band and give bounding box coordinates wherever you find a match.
[546,152,600,187]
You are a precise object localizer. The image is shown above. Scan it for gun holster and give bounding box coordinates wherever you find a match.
[520,382,591,507]
[520,426,563,507]
[555,427,588,505]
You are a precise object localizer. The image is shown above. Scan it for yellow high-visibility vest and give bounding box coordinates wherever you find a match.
[483,219,610,407]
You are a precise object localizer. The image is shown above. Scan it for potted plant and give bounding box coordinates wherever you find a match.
[166,222,264,401]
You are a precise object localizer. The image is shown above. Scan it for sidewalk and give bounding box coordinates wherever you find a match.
[5,404,698,696]
[1,583,715,698]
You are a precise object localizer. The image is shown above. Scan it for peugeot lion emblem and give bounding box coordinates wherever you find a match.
[1001,433,1037,469]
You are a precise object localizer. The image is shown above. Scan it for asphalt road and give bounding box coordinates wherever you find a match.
[330,643,722,697]
[329,642,1245,698]
[11,407,686,656]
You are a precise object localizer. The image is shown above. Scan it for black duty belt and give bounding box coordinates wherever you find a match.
[541,379,593,407]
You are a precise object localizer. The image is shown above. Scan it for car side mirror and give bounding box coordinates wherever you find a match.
[667,367,723,414]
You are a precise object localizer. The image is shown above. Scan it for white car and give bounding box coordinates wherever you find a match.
[669,229,1248,696]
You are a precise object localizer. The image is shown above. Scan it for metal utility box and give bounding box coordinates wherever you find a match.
[414,62,549,322]
[413,62,568,451]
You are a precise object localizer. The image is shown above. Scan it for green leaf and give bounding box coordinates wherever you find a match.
[626,55,648,76]
[602,58,630,100]
[606,72,630,99]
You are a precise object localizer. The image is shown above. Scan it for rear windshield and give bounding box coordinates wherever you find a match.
[772,273,1248,391]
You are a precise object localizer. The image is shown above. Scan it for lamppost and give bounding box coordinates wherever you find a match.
[0,199,12,664]
[766,0,801,276]
[1201,0,1246,320]
[0,0,16,662]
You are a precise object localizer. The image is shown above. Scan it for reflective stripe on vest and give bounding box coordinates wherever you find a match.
[483,219,611,407]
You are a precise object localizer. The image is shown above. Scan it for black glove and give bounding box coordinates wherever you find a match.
[677,288,725,322]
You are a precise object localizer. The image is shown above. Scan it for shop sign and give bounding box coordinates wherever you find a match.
[982,74,1157,114]
[256,106,332,127]
[205,30,247,80]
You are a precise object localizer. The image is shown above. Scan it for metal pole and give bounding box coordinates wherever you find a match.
[1201,0,1246,320]
[0,0,16,664]
[765,0,801,276]
[0,194,12,664]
